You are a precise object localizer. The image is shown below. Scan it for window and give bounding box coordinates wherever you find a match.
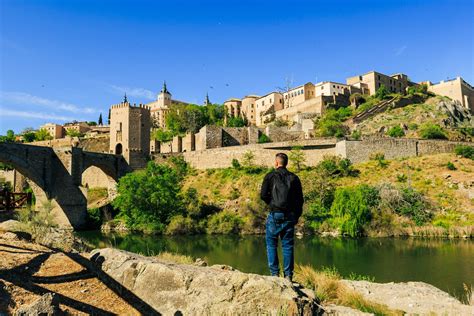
[301,89,303,94]
[378,75,381,80]
[333,85,335,88]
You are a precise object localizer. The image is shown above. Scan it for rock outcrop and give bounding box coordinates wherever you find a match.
[342,280,473,315]
[15,293,61,316]
[90,248,319,315]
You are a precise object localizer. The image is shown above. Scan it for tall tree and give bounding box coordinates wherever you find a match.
[108,109,111,125]
[98,113,103,125]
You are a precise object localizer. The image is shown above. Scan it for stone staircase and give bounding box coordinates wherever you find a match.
[351,96,398,124]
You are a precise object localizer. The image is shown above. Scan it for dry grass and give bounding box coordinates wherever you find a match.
[155,251,195,264]
[294,265,403,316]
[463,284,474,306]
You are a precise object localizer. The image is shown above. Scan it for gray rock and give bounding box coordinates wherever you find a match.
[342,280,473,315]
[90,248,319,315]
[15,293,60,316]
[0,220,21,232]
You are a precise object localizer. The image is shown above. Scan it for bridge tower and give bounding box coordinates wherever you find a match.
[109,96,151,169]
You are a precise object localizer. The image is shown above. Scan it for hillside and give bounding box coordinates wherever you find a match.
[353,96,474,141]
[183,152,474,237]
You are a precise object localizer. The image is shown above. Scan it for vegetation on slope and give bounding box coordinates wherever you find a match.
[104,146,473,237]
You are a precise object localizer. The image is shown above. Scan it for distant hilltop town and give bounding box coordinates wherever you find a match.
[13,69,473,169]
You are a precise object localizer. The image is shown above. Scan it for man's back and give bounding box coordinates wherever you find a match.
[260,167,304,219]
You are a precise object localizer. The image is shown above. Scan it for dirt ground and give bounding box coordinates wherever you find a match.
[0,231,141,315]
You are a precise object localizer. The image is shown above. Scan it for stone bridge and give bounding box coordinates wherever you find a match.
[0,142,131,229]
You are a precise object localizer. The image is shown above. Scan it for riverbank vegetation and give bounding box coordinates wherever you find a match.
[101,147,474,237]
[294,265,402,315]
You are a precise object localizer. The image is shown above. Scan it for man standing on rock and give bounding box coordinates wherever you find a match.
[260,153,304,282]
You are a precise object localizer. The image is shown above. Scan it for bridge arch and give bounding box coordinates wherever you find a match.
[0,144,79,227]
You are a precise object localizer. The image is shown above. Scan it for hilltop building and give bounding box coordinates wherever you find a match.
[346,71,415,95]
[63,121,91,135]
[422,77,474,113]
[146,82,190,129]
[109,98,150,169]
[40,123,64,139]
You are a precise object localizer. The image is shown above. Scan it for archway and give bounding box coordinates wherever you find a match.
[115,143,123,155]
[81,165,118,206]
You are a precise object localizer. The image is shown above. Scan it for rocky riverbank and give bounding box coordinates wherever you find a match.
[0,229,472,315]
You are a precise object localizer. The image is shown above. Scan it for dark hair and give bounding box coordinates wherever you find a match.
[275,153,288,167]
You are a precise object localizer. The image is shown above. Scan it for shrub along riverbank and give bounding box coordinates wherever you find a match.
[96,147,474,238]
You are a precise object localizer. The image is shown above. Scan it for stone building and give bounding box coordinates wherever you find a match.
[423,77,474,113]
[63,121,91,135]
[109,98,150,169]
[255,92,284,126]
[147,82,190,129]
[241,95,260,125]
[346,71,415,95]
[224,98,242,119]
[40,123,64,139]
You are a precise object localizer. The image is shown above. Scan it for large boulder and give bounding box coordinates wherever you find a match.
[90,248,319,315]
[342,280,473,315]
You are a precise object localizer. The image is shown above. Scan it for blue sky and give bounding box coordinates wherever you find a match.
[0,0,473,134]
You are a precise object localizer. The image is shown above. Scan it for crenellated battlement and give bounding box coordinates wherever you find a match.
[110,102,150,111]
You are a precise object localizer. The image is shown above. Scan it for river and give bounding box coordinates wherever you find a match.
[78,231,474,300]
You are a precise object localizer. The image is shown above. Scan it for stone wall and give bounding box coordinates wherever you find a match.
[336,138,474,163]
[222,127,248,146]
[265,126,305,142]
[182,138,337,169]
[172,136,182,153]
[182,133,195,152]
[160,142,172,154]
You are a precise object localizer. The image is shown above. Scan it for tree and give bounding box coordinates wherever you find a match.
[241,150,255,168]
[0,130,15,142]
[289,146,306,171]
[153,129,174,142]
[227,116,246,127]
[112,162,183,233]
[98,113,103,125]
[108,109,111,125]
[87,121,97,126]
[65,129,84,138]
[375,84,390,100]
[22,131,36,142]
[35,129,52,141]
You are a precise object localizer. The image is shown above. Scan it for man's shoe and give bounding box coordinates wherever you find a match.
[284,275,292,282]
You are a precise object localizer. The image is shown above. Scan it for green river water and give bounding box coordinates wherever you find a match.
[78,231,474,300]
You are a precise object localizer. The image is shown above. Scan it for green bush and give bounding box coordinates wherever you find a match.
[330,185,379,237]
[419,123,447,140]
[316,156,359,178]
[407,84,428,95]
[231,158,241,169]
[375,84,390,100]
[258,133,271,143]
[454,145,474,159]
[370,152,389,168]
[168,156,191,180]
[207,210,244,234]
[86,208,102,229]
[386,126,405,138]
[274,118,289,127]
[350,130,361,140]
[446,162,456,170]
[227,116,247,127]
[166,215,200,235]
[408,123,418,130]
[112,162,183,233]
[314,107,352,137]
[395,187,432,225]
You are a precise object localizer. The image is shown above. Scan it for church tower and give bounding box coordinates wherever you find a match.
[204,93,211,106]
[157,81,172,108]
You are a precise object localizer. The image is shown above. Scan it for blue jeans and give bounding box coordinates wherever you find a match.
[265,212,296,277]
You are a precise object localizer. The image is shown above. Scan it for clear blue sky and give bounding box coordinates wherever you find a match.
[1,0,473,134]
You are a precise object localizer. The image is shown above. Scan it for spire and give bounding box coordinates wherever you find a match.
[123,93,128,103]
[161,81,170,94]
[204,92,211,106]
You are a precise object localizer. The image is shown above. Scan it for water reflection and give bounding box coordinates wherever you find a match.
[78,231,474,298]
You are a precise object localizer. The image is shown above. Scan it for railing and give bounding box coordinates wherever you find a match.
[0,191,32,210]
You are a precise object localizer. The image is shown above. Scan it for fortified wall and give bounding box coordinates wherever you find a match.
[158,137,473,169]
